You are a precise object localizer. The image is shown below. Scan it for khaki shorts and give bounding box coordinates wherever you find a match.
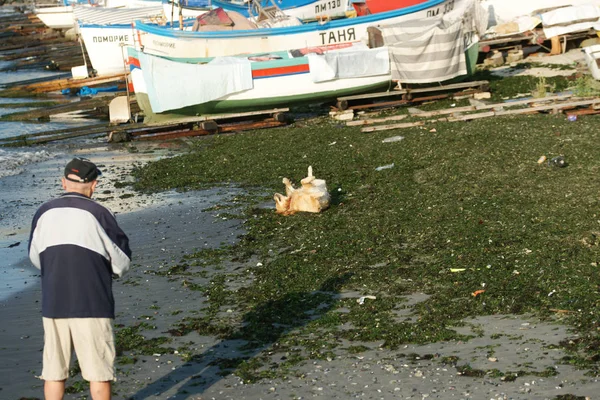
[41,317,116,382]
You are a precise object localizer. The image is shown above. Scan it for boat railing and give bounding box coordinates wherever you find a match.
[248,0,285,24]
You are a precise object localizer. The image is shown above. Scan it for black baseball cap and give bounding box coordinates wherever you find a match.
[64,157,102,183]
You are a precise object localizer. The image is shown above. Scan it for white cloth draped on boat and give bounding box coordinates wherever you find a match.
[138,53,253,113]
[541,4,600,38]
[381,17,466,84]
[307,47,390,83]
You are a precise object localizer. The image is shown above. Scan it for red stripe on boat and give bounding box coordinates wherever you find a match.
[128,57,140,69]
[252,64,309,78]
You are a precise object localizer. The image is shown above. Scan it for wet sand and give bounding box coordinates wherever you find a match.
[0,140,597,400]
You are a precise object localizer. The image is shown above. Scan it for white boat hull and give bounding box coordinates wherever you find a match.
[127,46,392,117]
[34,6,74,29]
[79,25,135,75]
[136,0,463,58]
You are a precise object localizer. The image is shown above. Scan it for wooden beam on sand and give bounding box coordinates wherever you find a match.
[134,120,288,141]
[0,123,115,147]
[346,114,408,126]
[362,121,427,132]
[143,108,290,127]
[1,73,127,94]
[0,96,118,121]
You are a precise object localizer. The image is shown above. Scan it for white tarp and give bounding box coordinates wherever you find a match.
[484,15,541,38]
[541,4,600,38]
[378,0,481,84]
[307,47,390,83]
[138,52,253,113]
[382,18,466,83]
[480,0,600,28]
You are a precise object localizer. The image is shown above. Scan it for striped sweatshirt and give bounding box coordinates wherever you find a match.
[28,192,132,319]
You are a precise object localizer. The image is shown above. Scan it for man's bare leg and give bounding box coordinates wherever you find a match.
[44,380,66,400]
[90,381,111,400]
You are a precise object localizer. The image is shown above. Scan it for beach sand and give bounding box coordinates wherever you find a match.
[0,140,597,400]
[0,47,597,400]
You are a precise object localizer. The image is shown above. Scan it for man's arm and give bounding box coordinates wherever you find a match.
[28,211,42,270]
[97,210,132,278]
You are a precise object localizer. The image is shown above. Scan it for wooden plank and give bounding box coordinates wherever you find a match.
[362,121,425,132]
[495,99,600,115]
[410,105,476,117]
[447,111,496,121]
[0,123,111,144]
[0,97,116,121]
[338,88,407,102]
[134,129,213,141]
[409,93,450,103]
[219,120,286,132]
[477,94,574,109]
[5,73,127,94]
[406,81,489,95]
[566,108,600,116]
[22,130,107,145]
[337,80,489,102]
[410,94,575,118]
[143,108,290,127]
[134,119,287,141]
[348,99,409,110]
[346,114,408,126]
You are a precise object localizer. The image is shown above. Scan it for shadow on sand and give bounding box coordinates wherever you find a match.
[129,273,353,399]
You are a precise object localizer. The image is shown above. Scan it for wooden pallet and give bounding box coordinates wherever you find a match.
[335,80,490,111]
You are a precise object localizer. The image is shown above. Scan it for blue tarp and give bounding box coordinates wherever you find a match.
[61,86,121,96]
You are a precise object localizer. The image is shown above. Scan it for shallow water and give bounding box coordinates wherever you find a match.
[0,60,107,301]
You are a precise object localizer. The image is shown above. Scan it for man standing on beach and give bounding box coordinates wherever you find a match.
[28,157,132,400]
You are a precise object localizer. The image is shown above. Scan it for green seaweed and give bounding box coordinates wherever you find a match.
[133,104,600,378]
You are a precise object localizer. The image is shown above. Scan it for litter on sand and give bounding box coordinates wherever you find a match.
[375,163,395,171]
[357,295,377,304]
[382,136,405,143]
[549,156,567,167]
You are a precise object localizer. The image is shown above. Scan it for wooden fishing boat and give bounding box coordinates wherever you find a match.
[34,0,163,30]
[126,44,393,121]
[76,6,166,76]
[134,0,463,59]
[34,0,84,30]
